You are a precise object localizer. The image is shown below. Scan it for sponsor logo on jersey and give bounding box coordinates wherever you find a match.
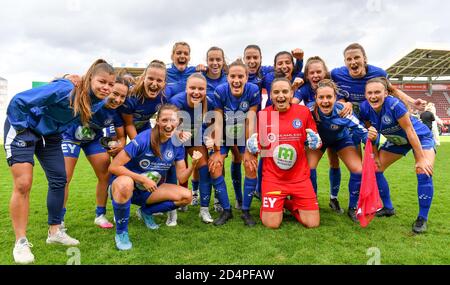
[330,124,339,130]
[139,159,151,169]
[273,144,297,170]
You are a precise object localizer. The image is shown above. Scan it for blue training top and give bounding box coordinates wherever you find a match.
[203,71,228,102]
[309,102,368,144]
[7,79,104,136]
[122,128,185,185]
[359,96,432,146]
[166,63,197,99]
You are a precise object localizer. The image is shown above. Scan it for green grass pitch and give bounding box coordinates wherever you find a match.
[0,138,449,265]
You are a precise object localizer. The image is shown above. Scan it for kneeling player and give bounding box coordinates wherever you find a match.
[245,77,321,229]
[108,104,201,250]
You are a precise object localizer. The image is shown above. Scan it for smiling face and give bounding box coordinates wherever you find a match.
[316,86,336,115]
[90,71,115,100]
[344,48,367,78]
[270,80,293,112]
[157,109,179,141]
[275,54,294,79]
[171,44,191,72]
[307,62,327,90]
[186,77,206,107]
[106,83,128,109]
[143,67,166,99]
[227,65,248,96]
[207,49,224,78]
[365,82,388,112]
[244,48,262,75]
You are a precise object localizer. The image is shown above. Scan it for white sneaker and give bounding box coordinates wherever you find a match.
[166,210,178,227]
[199,207,213,223]
[94,214,114,229]
[46,228,80,246]
[13,238,35,264]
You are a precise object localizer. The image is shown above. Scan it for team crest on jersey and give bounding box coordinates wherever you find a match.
[164,150,174,161]
[139,159,151,169]
[330,124,339,130]
[104,118,113,126]
[339,89,350,99]
[292,119,302,129]
[382,115,393,125]
[239,101,249,111]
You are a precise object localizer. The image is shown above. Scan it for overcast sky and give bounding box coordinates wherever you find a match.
[0,0,449,100]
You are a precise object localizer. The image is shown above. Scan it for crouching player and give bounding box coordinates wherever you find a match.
[245,77,321,229]
[108,104,200,250]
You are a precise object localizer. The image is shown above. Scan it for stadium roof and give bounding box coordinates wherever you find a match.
[114,67,144,77]
[387,45,450,80]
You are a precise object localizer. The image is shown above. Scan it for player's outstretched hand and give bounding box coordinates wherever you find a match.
[305,128,322,150]
[177,130,192,143]
[416,158,433,177]
[367,126,378,142]
[292,77,304,92]
[291,48,304,60]
[190,150,203,168]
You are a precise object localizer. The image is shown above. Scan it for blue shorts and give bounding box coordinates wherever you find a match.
[61,139,106,158]
[4,118,63,166]
[320,135,356,153]
[108,179,152,207]
[381,133,436,156]
[220,145,246,155]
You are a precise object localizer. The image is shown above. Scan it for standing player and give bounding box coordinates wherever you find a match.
[166,42,197,99]
[332,43,426,217]
[361,77,435,233]
[208,59,261,226]
[4,59,115,264]
[61,77,129,229]
[291,57,343,213]
[245,77,321,229]
[307,79,372,222]
[120,60,167,139]
[109,104,199,250]
[169,73,215,223]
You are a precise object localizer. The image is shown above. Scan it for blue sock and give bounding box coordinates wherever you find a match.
[349,173,362,209]
[231,162,243,203]
[141,200,177,215]
[243,177,257,211]
[199,166,212,207]
[191,179,199,192]
[310,169,317,195]
[60,207,67,222]
[376,172,393,209]
[329,168,341,198]
[96,206,106,217]
[417,174,434,220]
[112,199,131,234]
[211,176,230,210]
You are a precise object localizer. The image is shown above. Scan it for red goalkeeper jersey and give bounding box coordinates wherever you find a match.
[258,104,318,183]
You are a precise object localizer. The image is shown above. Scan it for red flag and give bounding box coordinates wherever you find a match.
[356,139,383,227]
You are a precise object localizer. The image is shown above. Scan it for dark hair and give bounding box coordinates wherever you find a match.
[70,59,115,125]
[343,43,367,58]
[206,46,228,75]
[273,51,300,78]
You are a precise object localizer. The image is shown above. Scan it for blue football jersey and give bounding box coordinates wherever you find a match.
[122,129,185,184]
[166,63,197,96]
[119,94,166,132]
[359,96,431,146]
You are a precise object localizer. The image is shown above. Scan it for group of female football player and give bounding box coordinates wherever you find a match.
[4,42,436,263]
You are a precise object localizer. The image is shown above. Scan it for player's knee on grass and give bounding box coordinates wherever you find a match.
[261,212,282,229]
[300,211,320,228]
[112,176,134,203]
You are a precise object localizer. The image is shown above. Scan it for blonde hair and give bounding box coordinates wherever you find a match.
[70,59,115,125]
[186,72,208,118]
[172,42,191,55]
[131,60,166,103]
[304,56,330,83]
[313,79,339,122]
